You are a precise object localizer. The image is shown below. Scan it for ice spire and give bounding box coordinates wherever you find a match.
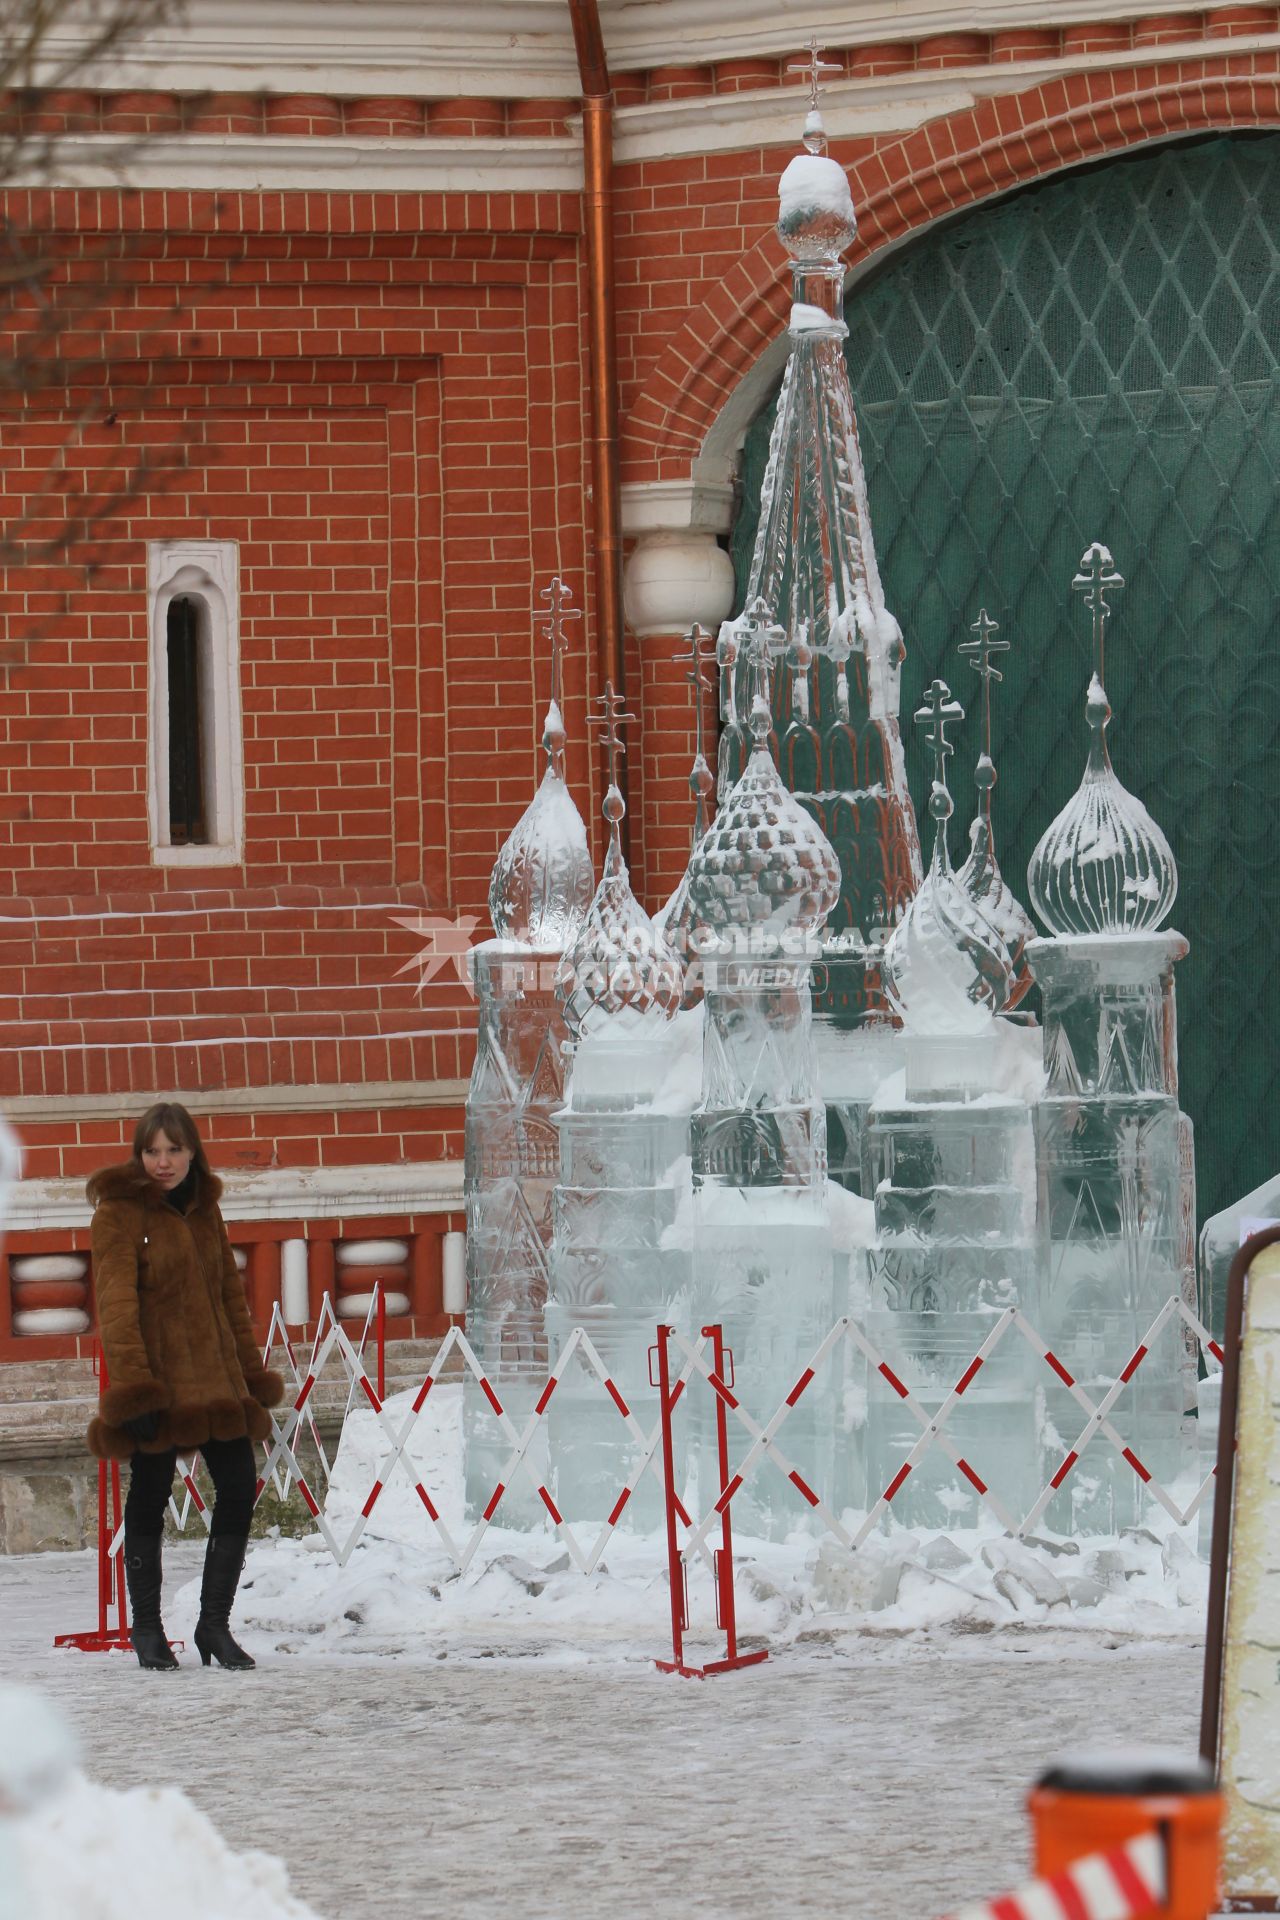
[955,608,1036,1006]
[487,578,595,948]
[883,680,1013,1032]
[1027,545,1177,935]
[720,58,920,1011]
[557,685,681,1041]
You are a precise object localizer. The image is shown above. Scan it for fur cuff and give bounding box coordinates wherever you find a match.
[99,1378,169,1425]
[244,1368,285,1409]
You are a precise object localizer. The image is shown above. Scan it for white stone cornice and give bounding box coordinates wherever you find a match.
[0,1080,471,1123]
[27,132,582,194]
[38,1,582,98]
[609,81,976,163]
[601,0,1210,67]
[35,1,1220,101]
[32,17,1272,194]
[610,29,1280,162]
[6,1161,466,1232]
[621,478,735,538]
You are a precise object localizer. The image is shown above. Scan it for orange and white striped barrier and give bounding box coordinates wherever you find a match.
[944,1749,1220,1920]
[942,1829,1165,1920]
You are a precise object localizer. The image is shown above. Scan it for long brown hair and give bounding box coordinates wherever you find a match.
[87,1101,214,1202]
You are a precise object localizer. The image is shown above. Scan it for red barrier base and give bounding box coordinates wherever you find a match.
[54,1630,186,1656]
[53,1628,134,1652]
[656,1648,770,1680]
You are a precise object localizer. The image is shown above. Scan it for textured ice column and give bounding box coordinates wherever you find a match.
[464,944,571,1523]
[546,1008,700,1527]
[687,942,840,1532]
[543,698,687,1526]
[1028,932,1196,1532]
[865,682,1037,1531]
[864,1061,1038,1531]
[681,604,845,1534]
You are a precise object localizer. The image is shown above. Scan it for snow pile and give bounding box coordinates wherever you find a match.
[219,1384,1209,1665]
[1,1687,322,1920]
[13,1778,323,1920]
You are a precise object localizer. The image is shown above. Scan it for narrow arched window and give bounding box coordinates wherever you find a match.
[148,542,244,867]
[166,594,206,844]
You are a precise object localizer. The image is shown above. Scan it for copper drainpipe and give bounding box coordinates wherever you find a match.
[567,0,630,827]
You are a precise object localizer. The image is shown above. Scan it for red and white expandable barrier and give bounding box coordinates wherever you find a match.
[664,1292,1222,1582]
[253,1298,707,1578]
[60,1283,1224,1663]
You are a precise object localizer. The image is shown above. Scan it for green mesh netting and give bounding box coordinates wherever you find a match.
[731,133,1280,1225]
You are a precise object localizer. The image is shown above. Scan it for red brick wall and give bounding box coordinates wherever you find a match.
[0,204,596,910]
[0,198,596,1131]
[12,1098,466,1183]
[3,40,1278,1164]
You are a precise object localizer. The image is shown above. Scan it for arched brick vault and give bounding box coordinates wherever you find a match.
[622,61,1280,484]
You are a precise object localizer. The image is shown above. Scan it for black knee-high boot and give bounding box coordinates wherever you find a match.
[194,1533,255,1670]
[124,1534,179,1671]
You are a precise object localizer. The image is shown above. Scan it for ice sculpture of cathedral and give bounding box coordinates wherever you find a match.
[462,580,595,1519]
[460,86,1196,1542]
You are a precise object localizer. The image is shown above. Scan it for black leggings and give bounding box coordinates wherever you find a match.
[125,1436,257,1539]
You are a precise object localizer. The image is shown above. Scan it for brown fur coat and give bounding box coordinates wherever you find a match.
[86,1162,285,1460]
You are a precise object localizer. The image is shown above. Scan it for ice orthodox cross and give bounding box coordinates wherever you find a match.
[537,575,579,779]
[741,598,785,745]
[957,607,1009,817]
[958,608,1007,697]
[786,37,843,151]
[1071,541,1124,688]
[915,677,965,825]
[587,682,637,845]
[673,623,717,845]
[786,36,843,108]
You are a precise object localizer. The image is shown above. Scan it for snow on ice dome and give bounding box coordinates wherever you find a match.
[777,151,857,257]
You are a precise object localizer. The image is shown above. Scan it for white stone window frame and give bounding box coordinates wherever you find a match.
[147,540,245,867]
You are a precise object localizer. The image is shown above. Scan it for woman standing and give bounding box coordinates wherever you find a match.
[86,1103,284,1671]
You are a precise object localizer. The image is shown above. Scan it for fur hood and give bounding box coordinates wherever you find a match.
[86,1159,224,1211]
[86,1159,283,1462]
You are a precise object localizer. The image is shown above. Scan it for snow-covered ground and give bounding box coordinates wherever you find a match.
[0,1383,1210,1920]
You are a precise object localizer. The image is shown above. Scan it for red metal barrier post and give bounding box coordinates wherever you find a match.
[652,1325,691,1675]
[653,1321,769,1679]
[55,1344,132,1652]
